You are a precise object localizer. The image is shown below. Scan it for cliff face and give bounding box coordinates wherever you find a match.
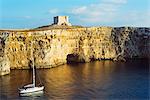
[0,27,149,75]
[0,32,10,75]
[111,27,150,60]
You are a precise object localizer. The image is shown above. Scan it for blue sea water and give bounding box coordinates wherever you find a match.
[0,59,149,100]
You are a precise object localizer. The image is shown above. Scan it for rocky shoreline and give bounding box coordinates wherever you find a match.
[0,27,150,75]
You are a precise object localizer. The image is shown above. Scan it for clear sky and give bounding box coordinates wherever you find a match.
[0,0,149,29]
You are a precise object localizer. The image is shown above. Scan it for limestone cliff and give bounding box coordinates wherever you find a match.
[0,27,149,75]
[0,32,10,75]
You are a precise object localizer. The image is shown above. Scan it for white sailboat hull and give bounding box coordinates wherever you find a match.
[19,86,44,94]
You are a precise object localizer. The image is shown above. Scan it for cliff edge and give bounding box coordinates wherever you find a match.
[0,27,149,75]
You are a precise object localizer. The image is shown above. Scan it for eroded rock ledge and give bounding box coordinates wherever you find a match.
[0,27,149,75]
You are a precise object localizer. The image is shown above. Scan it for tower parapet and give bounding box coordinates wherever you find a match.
[53,16,72,26]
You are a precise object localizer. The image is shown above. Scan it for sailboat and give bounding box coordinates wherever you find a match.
[19,41,44,94]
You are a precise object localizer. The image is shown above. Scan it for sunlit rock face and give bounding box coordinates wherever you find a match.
[0,27,149,75]
[0,32,10,75]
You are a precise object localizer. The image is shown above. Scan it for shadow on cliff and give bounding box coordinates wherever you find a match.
[66,54,86,64]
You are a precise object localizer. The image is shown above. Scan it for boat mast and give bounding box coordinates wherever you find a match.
[31,41,35,87]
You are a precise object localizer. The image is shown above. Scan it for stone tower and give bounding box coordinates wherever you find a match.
[53,16,72,26]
